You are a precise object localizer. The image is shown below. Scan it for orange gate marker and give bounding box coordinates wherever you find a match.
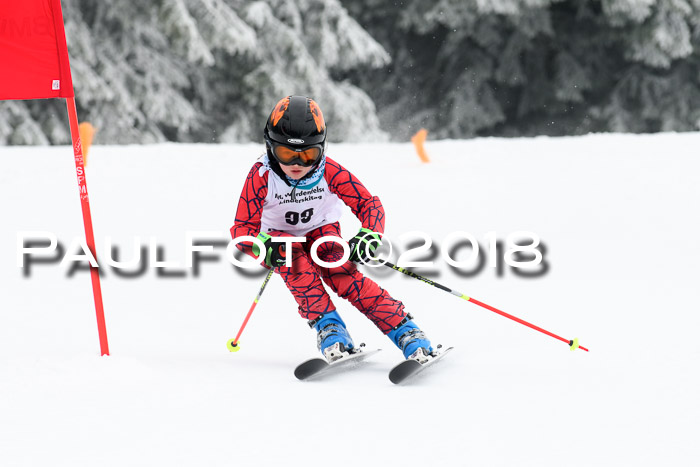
[411,128,431,163]
[79,122,96,166]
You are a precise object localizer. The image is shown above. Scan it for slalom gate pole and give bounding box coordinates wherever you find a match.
[380,261,588,352]
[66,97,110,356]
[227,268,275,352]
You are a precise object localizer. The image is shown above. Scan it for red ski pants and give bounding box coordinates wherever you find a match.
[268,222,406,333]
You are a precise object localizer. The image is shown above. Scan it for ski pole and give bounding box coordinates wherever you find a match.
[227,268,275,352]
[380,260,588,352]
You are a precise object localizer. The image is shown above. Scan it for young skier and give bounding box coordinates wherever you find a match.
[231,95,433,362]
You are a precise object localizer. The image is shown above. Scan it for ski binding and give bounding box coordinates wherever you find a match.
[294,343,381,381]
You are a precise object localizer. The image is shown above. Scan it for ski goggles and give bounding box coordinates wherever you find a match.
[269,142,323,167]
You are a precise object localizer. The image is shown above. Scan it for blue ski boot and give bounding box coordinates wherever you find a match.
[387,314,433,362]
[309,311,355,362]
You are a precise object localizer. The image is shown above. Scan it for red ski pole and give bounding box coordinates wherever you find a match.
[381,261,588,352]
[227,268,275,352]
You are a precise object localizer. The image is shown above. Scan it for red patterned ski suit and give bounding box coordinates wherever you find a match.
[231,156,407,333]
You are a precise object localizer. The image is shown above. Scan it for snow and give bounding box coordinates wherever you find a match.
[1,133,699,466]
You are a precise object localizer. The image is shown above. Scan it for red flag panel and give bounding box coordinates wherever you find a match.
[0,0,74,100]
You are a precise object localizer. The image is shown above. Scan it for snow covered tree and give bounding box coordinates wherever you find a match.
[342,0,572,139]
[0,0,389,145]
[211,0,390,143]
[340,0,700,138]
[593,0,700,132]
[4,0,700,144]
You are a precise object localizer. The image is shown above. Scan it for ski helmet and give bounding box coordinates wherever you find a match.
[264,96,327,168]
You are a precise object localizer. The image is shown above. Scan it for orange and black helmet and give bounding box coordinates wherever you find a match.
[264,96,327,167]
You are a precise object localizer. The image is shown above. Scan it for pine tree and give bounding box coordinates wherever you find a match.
[0,0,389,145]
[212,0,390,143]
[340,0,700,138]
[4,0,700,144]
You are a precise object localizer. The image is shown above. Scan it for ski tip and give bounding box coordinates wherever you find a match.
[388,359,421,384]
[569,338,579,351]
[294,358,329,380]
[227,339,241,352]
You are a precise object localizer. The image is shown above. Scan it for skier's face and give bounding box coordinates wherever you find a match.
[280,163,313,180]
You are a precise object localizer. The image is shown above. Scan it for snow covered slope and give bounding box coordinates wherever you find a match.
[1,134,698,466]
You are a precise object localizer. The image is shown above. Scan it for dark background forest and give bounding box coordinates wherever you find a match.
[2,0,699,144]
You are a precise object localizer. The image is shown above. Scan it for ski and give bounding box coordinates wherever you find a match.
[294,346,381,381]
[388,346,453,384]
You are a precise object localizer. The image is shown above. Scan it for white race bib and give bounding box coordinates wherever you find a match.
[260,166,344,236]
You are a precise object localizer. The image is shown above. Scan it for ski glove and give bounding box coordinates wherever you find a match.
[348,228,382,264]
[252,232,287,268]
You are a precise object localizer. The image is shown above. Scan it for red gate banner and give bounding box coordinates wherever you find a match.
[0,0,74,99]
